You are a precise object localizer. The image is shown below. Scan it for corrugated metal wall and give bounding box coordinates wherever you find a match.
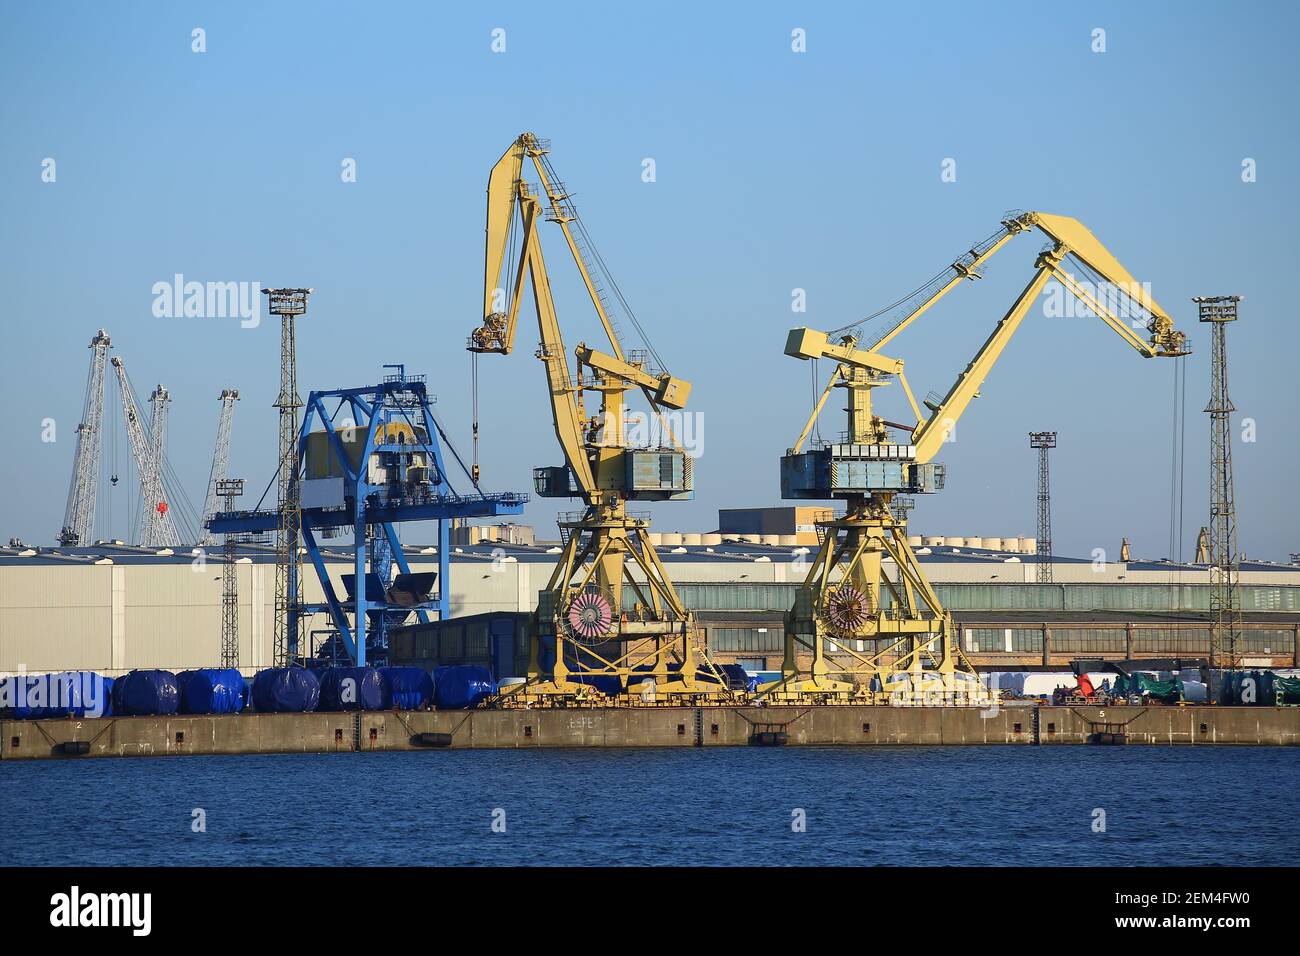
[4,560,1299,675]
[0,563,273,675]
[663,582,1300,613]
[0,567,113,671]
[965,628,1043,653]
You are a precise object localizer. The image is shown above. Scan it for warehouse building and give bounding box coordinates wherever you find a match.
[2,538,1298,677]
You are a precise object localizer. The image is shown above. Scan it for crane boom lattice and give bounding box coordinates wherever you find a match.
[200,389,240,547]
[111,358,180,547]
[59,330,112,546]
[141,384,172,546]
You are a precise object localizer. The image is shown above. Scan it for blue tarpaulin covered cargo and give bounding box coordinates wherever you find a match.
[0,676,42,719]
[252,668,321,713]
[112,670,181,716]
[0,672,114,719]
[433,665,497,709]
[1221,670,1258,705]
[0,676,37,719]
[54,671,113,717]
[714,663,753,692]
[1220,670,1300,706]
[177,668,247,714]
[318,667,389,711]
[380,667,434,710]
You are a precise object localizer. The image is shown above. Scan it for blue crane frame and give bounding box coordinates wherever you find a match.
[207,366,527,666]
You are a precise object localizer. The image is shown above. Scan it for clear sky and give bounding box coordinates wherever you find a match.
[1,1,1296,561]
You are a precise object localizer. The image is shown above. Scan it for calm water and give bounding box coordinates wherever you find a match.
[2,747,1296,866]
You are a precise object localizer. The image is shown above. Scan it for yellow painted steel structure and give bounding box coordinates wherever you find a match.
[469,133,731,704]
[773,211,1190,704]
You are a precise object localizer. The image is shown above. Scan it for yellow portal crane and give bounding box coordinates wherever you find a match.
[469,133,727,702]
[776,211,1189,703]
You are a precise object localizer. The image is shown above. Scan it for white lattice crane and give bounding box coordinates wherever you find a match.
[58,330,112,546]
[111,357,180,547]
[199,389,239,547]
[143,384,172,545]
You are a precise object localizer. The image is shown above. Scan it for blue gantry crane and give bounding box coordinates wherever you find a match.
[207,365,527,666]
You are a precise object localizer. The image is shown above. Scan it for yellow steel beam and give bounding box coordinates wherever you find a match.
[1030,212,1172,326]
[482,137,526,330]
[791,364,843,454]
[520,199,598,495]
[575,344,692,409]
[785,327,904,375]
[871,223,1023,352]
[524,134,626,362]
[911,258,1056,463]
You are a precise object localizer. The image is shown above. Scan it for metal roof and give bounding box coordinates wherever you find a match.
[2,541,1298,573]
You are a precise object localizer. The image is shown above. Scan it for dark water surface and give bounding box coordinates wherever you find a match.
[2,747,1296,866]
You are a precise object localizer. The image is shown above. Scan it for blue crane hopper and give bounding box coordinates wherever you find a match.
[207,365,527,666]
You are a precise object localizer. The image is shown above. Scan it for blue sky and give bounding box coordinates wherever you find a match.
[1,1,1296,560]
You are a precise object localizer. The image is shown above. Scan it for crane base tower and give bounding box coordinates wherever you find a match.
[504,509,737,705]
[763,501,987,706]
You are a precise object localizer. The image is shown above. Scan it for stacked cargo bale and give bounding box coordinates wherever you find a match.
[1220,670,1300,706]
[177,668,248,714]
[0,671,113,719]
[317,667,389,712]
[433,664,496,709]
[112,670,180,716]
[251,668,320,713]
[379,667,434,710]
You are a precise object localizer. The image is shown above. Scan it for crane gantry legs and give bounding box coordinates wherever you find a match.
[764,500,984,704]
[513,504,728,704]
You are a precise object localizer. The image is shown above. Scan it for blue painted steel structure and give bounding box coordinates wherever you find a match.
[207,366,527,666]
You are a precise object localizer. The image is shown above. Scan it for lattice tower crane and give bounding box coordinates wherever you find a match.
[111,358,180,547]
[58,329,112,546]
[199,389,240,548]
